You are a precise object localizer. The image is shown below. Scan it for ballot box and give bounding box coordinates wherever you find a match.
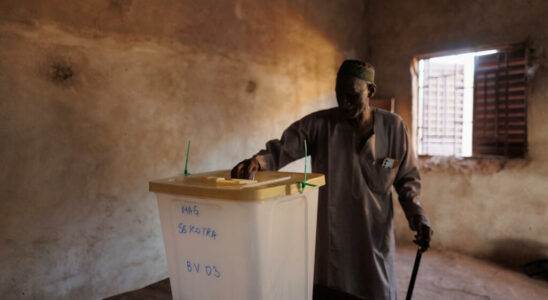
[149,170,325,300]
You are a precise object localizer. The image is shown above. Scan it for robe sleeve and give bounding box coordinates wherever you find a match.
[393,123,429,230]
[254,113,319,171]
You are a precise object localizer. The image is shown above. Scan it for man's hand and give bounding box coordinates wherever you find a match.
[231,157,260,179]
[412,215,433,253]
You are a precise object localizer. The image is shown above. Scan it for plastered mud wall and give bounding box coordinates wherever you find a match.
[0,1,368,298]
[366,0,548,267]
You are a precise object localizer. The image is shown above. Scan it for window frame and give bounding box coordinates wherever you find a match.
[411,42,529,159]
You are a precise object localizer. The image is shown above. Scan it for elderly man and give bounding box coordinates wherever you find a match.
[232,60,432,300]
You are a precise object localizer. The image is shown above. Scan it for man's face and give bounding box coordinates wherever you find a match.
[336,75,371,119]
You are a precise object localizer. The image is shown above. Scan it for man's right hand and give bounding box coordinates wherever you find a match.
[412,215,433,253]
[231,158,260,179]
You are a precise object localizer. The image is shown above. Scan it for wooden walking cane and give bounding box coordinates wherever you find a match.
[405,247,423,300]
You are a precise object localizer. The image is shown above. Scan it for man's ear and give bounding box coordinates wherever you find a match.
[368,83,377,98]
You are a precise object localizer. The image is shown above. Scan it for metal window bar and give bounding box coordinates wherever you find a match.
[495,53,500,153]
[453,64,457,155]
[419,61,465,156]
[504,52,510,156]
[523,47,529,156]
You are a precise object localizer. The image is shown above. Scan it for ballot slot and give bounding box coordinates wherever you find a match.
[166,173,294,190]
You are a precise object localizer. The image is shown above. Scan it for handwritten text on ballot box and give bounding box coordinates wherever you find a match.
[177,204,220,279]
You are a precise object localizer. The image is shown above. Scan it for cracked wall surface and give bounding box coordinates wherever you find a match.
[0,1,368,299]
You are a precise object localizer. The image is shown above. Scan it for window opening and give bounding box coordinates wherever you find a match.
[417,50,498,157]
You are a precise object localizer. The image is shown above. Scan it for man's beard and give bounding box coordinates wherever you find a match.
[341,104,363,120]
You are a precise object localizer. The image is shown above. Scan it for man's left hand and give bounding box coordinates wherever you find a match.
[412,215,433,253]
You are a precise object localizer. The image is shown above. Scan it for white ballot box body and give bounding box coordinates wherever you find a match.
[150,170,325,300]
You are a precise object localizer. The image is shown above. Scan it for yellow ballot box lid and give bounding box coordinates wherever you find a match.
[149,170,325,201]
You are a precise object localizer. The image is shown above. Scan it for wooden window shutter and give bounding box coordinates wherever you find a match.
[472,47,527,157]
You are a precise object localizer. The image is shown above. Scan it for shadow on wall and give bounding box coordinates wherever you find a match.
[0,0,367,298]
[489,238,548,281]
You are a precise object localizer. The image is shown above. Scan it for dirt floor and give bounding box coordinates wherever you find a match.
[106,243,548,299]
[395,244,548,299]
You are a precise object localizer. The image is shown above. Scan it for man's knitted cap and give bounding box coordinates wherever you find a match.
[337,60,375,84]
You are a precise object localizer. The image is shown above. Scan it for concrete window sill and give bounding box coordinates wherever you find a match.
[418,155,528,174]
